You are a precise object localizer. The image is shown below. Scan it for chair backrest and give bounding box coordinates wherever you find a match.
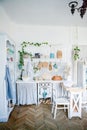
[60,80,74,96]
[52,84,62,102]
[52,82,68,101]
[52,86,57,102]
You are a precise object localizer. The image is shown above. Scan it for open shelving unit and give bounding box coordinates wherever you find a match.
[0,33,16,122]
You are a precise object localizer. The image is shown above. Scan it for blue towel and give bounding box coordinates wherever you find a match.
[5,66,13,100]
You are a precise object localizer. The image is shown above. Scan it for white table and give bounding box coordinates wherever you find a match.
[16,80,63,105]
[62,84,85,119]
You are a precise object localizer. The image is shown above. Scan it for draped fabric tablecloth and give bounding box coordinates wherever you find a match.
[16,80,65,105]
[16,82,37,105]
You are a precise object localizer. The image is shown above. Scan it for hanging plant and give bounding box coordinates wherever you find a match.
[18,41,48,70]
[73,46,80,61]
[21,41,48,47]
[18,45,32,70]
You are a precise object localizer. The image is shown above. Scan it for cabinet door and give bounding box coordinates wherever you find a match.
[0,34,7,121]
[38,82,53,104]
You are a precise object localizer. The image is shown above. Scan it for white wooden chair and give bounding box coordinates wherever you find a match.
[51,84,70,119]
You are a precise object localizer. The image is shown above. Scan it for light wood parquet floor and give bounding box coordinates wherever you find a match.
[0,104,87,130]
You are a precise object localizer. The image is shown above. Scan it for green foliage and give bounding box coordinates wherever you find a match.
[73,46,80,61]
[33,66,39,73]
[21,41,48,47]
[18,50,24,69]
[18,41,48,70]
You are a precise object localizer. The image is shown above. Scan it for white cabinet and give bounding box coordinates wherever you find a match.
[0,33,16,122]
[77,61,87,108]
[37,82,53,104]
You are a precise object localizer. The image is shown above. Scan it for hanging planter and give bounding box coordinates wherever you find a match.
[73,46,80,61]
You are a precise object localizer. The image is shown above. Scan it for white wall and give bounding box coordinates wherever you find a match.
[0,6,11,34]
[0,5,87,46]
[0,6,87,63]
[9,24,70,44]
[78,28,87,45]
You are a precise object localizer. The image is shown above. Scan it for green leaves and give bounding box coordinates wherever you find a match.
[18,41,48,70]
[21,41,48,47]
[18,50,24,69]
[74,46,80,51]
[73,46,80,61]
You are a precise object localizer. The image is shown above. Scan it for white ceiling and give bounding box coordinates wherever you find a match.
[0,0,87,26]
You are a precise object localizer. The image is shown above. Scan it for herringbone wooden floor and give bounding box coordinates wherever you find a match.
[0,104,87,130]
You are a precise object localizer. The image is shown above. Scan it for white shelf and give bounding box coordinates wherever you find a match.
[24,58,65,63]
[32,58,63,62]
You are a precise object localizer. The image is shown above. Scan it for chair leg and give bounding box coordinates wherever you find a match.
[52,103,54,113]
[54,104,57,119]
[64,105,66,112]
[68,105,70,119]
